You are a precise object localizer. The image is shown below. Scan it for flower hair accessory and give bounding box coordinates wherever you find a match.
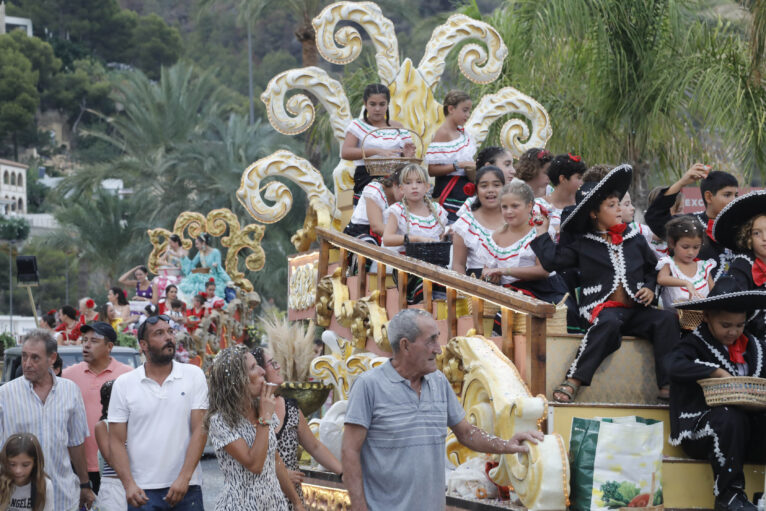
[463,183,476,196]
[47,309,56,315]
[568,153,581,162]
[199,292,207,299]
[208,277,215,284]
[537,149,551,160]
[85,299,95,309]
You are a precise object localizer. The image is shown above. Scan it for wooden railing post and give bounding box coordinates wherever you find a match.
[447,288,458,339]
[423,280,433,314]
[358,256,367,297]
[318,239,330,278]
[398,272,408,310]
[501,308,514,362]
[471,297,484,335]
[377,263,387,308]
[526,315,547,396]
[339,248,348,284]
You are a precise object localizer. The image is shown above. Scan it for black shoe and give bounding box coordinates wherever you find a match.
[715,490,758,511]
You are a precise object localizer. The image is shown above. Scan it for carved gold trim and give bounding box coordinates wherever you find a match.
[147,208,264,292]
[313,1,399,84]
[418,13,508,86]
[301,483,350,510]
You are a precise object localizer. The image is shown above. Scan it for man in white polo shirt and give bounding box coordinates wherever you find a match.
[108,314,208,509]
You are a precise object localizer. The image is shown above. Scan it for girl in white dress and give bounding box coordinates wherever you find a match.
[543,153,585,239]
[383,164,449,303]
[343,170,403,244]
[340,84,415,204]
[657,216,715,309]
[452,166,506,277]
[455,146,516,217]
[426,90,477,222]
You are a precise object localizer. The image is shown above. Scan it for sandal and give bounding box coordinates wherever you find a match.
[553,380,580,403]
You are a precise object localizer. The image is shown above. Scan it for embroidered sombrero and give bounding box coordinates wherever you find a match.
[675,275,766,312]
[560,164,633,234]
[712,189,766,251]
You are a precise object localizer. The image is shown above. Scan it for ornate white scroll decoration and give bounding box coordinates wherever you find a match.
[313,1,400,84]
[466,86,553,157]
[418,14,508,87]
[261,67,352,139]
[237,150,338,226]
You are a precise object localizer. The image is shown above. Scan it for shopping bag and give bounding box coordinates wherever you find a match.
[569,416,664,511]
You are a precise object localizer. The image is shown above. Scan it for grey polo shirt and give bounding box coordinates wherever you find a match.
[345,360,465,511]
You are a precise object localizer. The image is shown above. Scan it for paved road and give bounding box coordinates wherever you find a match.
[201,455,224,509]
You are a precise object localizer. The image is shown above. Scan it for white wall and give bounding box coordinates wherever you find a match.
[0,315,38,342]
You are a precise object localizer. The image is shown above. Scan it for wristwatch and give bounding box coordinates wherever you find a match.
[403,234,410,245]
[453,162,460,172]
[257,416,272,426]
[80,481,92,489]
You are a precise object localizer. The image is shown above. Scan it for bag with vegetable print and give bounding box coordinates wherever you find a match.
[569,416,664,511]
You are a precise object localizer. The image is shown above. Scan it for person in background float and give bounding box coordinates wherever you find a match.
[186,294,206,333]
[107,287,131,324]
[179,233,229,299]
[159,284,184,315]
[119,265,159,305]
[203,279,225,312]
[452,166,506,277]
[252,348,343,510]
[39,310,57,333]
[100,302,124,332]
[541,154,585,239]
[340,84,415,205]
[455,146,516,218]
[426,90,477,223]
[343,169,403,245]
[79,297,99,324]
[55,305,82,346]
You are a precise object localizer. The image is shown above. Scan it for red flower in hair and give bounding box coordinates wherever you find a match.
[85,299,95,309]
[568,153,581,163]
[536,149,551,160]
[47,309,56,316]
[199,292,207,299]
[208,277,215,284]
[463,183,476,196]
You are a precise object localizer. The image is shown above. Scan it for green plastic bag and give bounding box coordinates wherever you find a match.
[569,416,664,511]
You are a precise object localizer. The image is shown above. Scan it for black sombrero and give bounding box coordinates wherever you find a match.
[560,164,633,234]
[712,190,766,251]
[675,275,766,312]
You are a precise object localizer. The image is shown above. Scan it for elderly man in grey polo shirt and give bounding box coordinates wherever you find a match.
[342,309,543,511]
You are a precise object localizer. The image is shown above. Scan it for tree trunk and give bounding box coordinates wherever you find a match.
[295,23,318,67]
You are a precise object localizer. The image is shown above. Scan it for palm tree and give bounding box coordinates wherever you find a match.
[477,0,766,208]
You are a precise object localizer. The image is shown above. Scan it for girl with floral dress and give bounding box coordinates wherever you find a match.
[341,84,415,204]
[426,90,477,222]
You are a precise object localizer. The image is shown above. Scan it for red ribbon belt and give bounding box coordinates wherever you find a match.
[590,300,630,323]
[438,175,460,206]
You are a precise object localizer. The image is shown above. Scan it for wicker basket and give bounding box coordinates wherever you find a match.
[698,376,766,411]
[676,307,703,330]
[405,241,452,267]
[362,128,423,176]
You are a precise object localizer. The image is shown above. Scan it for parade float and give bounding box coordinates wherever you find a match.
[149,2,764,509]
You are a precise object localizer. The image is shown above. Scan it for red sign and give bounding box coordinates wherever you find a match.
[680,186,762,214]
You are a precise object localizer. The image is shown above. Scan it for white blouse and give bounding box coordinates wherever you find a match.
[384,201,449,254]
[350,181,390,225]
[425,127,476,176]
[452,210,497,270]
[656,256,716,307]
[478,228,539,285]
[343,119,412,166]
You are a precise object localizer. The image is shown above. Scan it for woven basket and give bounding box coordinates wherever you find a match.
[698,376,766,411]
[362,128,423,176]
[676,307,703,330]
[405,241,452,267]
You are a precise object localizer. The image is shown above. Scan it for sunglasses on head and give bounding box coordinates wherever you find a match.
[137,314,171,337]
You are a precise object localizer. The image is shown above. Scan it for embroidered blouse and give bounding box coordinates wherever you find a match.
[424,127,476,177]
[656,256,716,307]
[349,181,390,226]
[452,210,497,270]
[342,119,412,167]
[384,202,449,254]
[480,228,539,285]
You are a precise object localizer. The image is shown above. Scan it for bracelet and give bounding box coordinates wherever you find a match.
[257,416,272,426]
[453,162,460,172]
[403,234,410,245]
[80,481,92,489]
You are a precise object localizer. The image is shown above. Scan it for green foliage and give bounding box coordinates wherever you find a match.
[116,331,138,348]
[0,331,16,349]
[653,488,663,506]
[125,13,183,80]
[0,43,39,151]
[599,480,640,508]
[25,167,48,213]
[0,216,30,242]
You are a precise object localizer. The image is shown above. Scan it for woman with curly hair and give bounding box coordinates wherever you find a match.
[206,346,305,511]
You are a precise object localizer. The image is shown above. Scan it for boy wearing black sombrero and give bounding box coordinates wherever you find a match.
[712,189,766,337]
[668,276,766,511]
[531,165,680,402]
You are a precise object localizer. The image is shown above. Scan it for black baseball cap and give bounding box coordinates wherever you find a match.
[80,322,117,343]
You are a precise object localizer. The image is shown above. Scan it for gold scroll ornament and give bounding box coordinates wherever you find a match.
[147,208,265,292]
[438,333,569,510]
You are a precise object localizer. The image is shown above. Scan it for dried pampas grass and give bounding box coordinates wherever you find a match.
[259,311,316,382]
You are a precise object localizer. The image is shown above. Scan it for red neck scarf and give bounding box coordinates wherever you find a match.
[706,218,716,241]
[728,334,749,364]
[605,223,627,244]
[753,258,766,287]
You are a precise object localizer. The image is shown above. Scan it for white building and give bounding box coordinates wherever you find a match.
[0,2,33,37]
[0,159,26,215]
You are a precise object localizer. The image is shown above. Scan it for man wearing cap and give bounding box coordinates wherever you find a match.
[63,321,132,494]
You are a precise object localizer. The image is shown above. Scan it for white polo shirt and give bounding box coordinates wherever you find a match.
[107,361,208,489]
